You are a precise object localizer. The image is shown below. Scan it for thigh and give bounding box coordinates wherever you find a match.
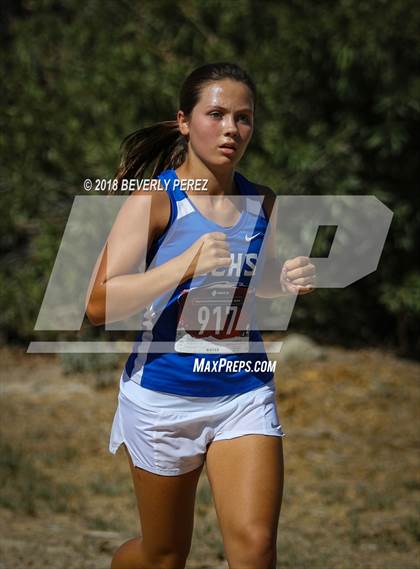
[124,444,204,560]
[205,435,284,560]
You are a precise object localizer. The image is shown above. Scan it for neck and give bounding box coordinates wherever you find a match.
[175,155,238,196]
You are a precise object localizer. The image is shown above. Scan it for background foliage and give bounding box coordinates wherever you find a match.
[1,0,419,357]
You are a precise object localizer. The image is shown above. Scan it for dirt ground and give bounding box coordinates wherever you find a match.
[0,342,419,569]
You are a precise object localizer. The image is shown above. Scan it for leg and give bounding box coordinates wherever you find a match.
[205,434,284,569]
[111,444,204,569]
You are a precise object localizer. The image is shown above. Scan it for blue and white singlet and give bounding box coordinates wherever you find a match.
[119,168,274,398]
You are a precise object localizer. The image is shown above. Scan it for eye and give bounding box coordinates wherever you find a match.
[209,111,223,119]
[238,114,251,123]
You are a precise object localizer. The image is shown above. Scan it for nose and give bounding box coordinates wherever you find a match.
[222,114,239,137]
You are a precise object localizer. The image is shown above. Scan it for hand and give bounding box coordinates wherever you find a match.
[180,232,231,279]
[280,256,316,295]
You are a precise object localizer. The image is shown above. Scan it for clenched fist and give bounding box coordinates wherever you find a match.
[280,256,316,295]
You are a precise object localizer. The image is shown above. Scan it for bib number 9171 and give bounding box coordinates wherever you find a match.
[177,284,249,340]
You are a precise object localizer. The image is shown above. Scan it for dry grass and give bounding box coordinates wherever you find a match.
[0,343,419,568]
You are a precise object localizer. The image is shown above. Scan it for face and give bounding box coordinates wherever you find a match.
[177,78,254,169]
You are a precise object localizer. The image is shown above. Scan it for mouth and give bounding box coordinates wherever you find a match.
[219,142,238,155]
[219,142,238,150]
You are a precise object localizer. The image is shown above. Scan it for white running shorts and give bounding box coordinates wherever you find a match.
[109,378,285,476]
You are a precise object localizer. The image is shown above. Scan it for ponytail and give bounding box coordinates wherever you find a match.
[111,120,187,194]
[111,62,256,195]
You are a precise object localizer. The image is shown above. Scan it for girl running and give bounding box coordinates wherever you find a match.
[86,62,315,569]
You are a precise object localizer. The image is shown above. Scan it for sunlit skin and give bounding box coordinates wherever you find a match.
[175,78,316,295]
[102,77,315,569]
[176,78,254,197]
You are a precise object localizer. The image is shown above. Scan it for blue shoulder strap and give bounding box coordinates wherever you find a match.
[235,171,269,220]
[145,170,178,267]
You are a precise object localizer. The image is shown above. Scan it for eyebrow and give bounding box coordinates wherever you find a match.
[205,105,253,113]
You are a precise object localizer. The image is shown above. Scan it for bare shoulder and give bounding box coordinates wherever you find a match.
[124,179,171,240]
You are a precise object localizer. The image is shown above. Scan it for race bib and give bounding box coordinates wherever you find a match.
[174,282,252,354]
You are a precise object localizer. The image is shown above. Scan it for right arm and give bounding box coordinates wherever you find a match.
[85,184,231,326]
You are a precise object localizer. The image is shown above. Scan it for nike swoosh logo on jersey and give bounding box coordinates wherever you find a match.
[245,232,262,241]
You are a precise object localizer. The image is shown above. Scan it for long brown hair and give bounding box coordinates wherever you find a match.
[112,62,257,193]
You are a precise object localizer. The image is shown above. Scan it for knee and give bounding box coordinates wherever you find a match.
[228,526,277,569]
[111,537,189,569]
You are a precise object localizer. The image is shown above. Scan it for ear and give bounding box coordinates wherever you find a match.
[177,110,189,136]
